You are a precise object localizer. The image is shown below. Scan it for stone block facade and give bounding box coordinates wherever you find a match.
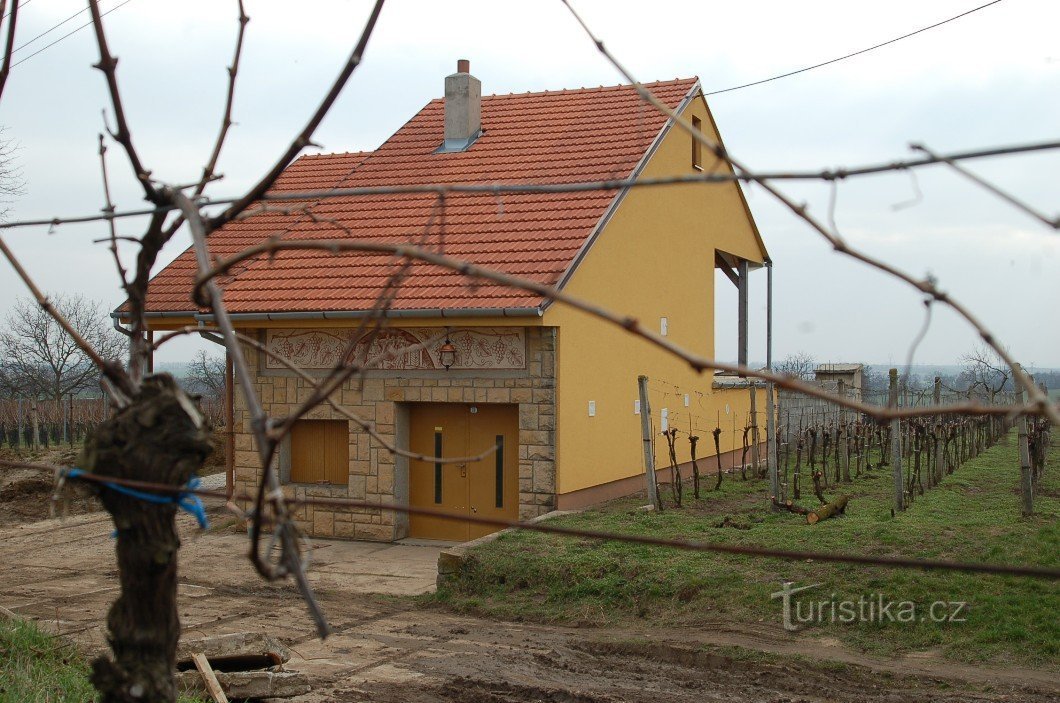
[231,326,557,541]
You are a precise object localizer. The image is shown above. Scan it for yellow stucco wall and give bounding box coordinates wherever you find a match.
[545,93,768,495]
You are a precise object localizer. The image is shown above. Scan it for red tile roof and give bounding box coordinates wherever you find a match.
[145,78,699,315]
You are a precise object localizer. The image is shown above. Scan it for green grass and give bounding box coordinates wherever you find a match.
[434,430,1060,668]
[0,619,206,702]
[0,619,96,702]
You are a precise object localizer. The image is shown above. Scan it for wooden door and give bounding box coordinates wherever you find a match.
[408,404,470,541]
[408,403,519,541]
[466,404,519,540]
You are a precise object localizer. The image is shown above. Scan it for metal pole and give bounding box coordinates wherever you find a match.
[766,261,779,503]
[638,375,660,510]
[225,351,235,499]
[737,259,749,375]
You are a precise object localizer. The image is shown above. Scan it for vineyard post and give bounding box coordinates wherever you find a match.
[637,375,660,510]
[1017,365,1034,516]
[767,382,779,504]
[933,377,943,486]
[30,400,39,450]
[749,382,759,476]
[890,368,904,512]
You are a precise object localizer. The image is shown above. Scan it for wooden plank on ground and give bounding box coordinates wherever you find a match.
[192,652,230,703]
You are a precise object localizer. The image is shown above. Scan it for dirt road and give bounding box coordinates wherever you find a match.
[1,509,1056,702]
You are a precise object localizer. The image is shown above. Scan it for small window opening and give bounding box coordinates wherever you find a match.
[494,435,505,509]
[290,419,349,484]
[691,115,703,170]
[434,431,443,504]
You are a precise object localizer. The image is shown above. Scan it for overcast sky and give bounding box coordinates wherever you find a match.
[0,0,1056,370]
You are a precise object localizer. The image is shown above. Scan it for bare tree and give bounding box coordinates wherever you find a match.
[0,128,21,220]
[862,366,887,394]
[960,345,1012,401]
[775,352,817,380]
[183,350,225,399]
[0,294,125,401]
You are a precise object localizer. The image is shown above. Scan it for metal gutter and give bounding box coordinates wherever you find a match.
[543,80,702,311]
[114,310,197,320]
[109,311,134,337]
[186,307,543,323]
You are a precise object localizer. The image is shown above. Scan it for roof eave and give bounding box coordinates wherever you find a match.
[119,307,544,323]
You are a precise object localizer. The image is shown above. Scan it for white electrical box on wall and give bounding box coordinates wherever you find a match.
[634,400,640,415]
[660,317,668,336]
[588,400,596,417]
[661,407,669,431]
[684,394,690,407]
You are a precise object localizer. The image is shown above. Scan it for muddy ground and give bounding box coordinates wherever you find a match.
[1,502,1057,702]
[0,466,99,526]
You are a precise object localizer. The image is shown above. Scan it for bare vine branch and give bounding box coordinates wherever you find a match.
[0,0,19,99]
[160,0,250,240]
[196,0,248,197]
[87,0,160,204]
[208,0,386,231]
[97,133,132,319]
[912,142,1060,229]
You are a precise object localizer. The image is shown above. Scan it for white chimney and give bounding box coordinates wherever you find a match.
[440,59,481,152]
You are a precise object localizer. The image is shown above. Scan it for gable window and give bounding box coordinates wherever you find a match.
[691,115,703,170]
[290,419,349,484]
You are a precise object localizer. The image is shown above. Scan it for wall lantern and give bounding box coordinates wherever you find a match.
[438,335,458,370]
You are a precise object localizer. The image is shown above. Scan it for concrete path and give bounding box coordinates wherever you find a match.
[0,509,444,648]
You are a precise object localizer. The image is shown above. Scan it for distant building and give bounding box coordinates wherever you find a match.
[814,363,864,400]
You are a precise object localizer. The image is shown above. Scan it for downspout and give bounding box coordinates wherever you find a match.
[110,312,134,338]
[111,311,152,377]
[766,260,773,370]
[224,351,234,499]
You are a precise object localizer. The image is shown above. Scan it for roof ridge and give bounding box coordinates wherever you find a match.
[298,150,373,159]
[421,76,699,104]
[487,76,698,100]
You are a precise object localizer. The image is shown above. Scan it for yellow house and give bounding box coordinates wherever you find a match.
[139,62,770,542]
